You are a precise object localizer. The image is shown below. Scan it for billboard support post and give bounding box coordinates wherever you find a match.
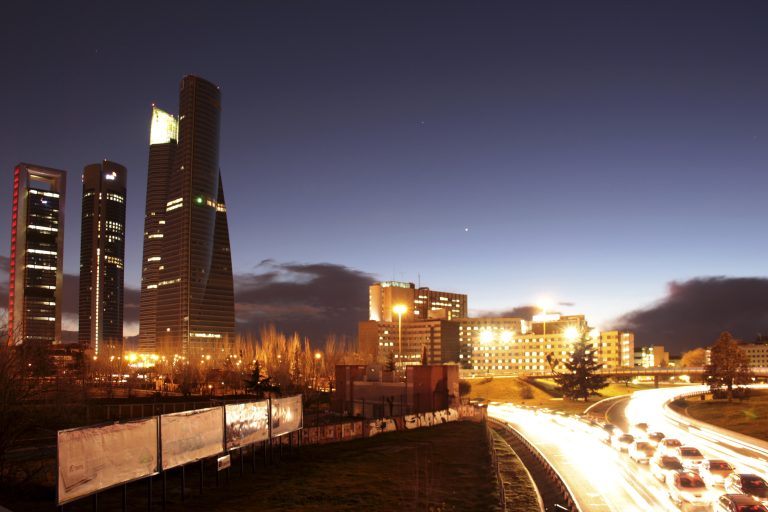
[181,465,185,502]
[199,460,204,494]
[147,475,152,512]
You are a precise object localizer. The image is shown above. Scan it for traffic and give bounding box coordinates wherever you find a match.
[489,386,768,512]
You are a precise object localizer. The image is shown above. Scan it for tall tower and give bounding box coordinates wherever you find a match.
[154,76,235,358]
[8,164,66,346]
[139,106,178,353]
[78,161,127,355]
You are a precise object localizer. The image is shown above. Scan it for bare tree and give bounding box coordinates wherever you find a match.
[705,332,752,401]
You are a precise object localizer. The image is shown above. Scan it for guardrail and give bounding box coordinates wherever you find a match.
[489,418,581,512]
[662,385,768,460]
[485,423,506,511]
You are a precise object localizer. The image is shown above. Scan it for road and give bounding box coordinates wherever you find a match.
[489,385,768,511]
[625,385,768,476]
[489,404,681,512]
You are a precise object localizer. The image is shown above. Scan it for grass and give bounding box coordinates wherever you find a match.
[490,429,540,511]
[467,376,672,416]
[1,422,502,512]
[681,390,768,442]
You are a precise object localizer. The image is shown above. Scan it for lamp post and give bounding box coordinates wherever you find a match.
[392,304,407,366]
[314,352,322,427]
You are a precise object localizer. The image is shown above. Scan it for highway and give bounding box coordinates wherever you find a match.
[625,385,768,477]
[489,404,681,511]
[489,385,768,511]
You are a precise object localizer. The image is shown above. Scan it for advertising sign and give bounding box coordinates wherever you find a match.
[160,407,224,470]
[57,418,158,505]
[225,400,269,449]
[270,395,303,438]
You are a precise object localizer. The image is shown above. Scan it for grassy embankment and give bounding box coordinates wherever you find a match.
[1,422,504,512]
[679,389,768,442]
[468,376,662,415]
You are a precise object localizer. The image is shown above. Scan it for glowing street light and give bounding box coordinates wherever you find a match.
[564,326,580,342]
[393,304,407,364]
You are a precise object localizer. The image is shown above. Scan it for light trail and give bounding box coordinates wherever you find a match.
[489,404,679,512]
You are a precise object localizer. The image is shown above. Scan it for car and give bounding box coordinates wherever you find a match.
[612,433,635,452]
[631,422,650,438]
[675,446,705,470]
[725,475,768,505]
[629,440,656,463]
[715,493,768,512]
[648,431,666,446]
[700,460,736,487]
[600,423,619,443]
[651,454,685,483]
[660,438,684,456]
[667,471,711,511]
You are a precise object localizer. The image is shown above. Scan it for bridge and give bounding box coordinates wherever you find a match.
[523,366,768,387]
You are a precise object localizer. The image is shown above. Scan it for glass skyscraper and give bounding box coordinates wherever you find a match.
[78,160,127,355]
[140,76,235,358]
[8,164,66,346]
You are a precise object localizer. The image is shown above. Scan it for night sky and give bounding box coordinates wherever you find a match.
[2,1,768,352]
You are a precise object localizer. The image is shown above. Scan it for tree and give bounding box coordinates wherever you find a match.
[546,331,608,401]
[244,361,280,399]
[384,351,397,373]
[681,347,707,368]
[704,332,752,401]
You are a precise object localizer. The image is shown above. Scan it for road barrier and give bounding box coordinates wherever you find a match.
[489,418,581,512]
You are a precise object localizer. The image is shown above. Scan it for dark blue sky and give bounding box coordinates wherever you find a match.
[2,1,768,341]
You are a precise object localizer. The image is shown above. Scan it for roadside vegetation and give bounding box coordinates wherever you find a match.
[468,376,672,416]
[1,421,504,512]
[678,389,768,442]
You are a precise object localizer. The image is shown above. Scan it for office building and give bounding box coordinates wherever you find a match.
[146,76,235,358]
[369,281,467,322]
[78,161,127,354]
[8,164,66,345]
[637,345,670,367]
[596,330,634,368]
[738,343,768,367]
[359,318,460,366]
[139,106,178,353]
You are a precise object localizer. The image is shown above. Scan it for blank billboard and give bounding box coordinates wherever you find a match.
[57,418,158,505]
[225,400,269,449]
[270,395,303,437]
[160,407,224,470]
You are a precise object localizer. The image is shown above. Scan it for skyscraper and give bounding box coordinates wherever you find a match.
[139,106,178,353]
[141,76,235,358]
[78,161,127,354]
[8,164,66,346]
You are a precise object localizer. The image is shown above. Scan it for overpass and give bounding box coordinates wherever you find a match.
[524,366,768,386]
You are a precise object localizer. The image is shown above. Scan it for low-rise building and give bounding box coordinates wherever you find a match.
[333,364,459,417]
[358,319,460,366]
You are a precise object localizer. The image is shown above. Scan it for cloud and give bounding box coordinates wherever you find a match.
[471,305,539,319]
[234,261,375,343]
[614,277,768,354]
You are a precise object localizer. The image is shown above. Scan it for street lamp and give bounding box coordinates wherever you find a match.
[393,304,407,365]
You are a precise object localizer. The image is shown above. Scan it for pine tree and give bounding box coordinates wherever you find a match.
[547,331,608,401]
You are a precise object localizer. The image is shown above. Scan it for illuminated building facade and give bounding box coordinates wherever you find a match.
[78,161,127,354]
[368,281,467,322]
[8,164,66,345]
[358,319,460,366]
[461,314,634,375]
[152,76,235,358]
[638,345,669,367]
[596,330,634,368]
[139,106,178,353]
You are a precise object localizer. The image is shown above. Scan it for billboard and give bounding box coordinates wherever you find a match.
[270,395,303,438]
[57,418,158,505]
[225,400,269,449]
[160,407,224,470]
